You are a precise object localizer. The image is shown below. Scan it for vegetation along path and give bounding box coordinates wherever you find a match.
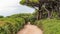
[17,22,43,34]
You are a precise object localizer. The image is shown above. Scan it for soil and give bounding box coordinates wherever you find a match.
[17,23,43,34]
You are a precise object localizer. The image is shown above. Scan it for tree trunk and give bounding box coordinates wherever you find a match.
[48,11,51,18]
[37,10,42,20]
[57,1,60,17]
[37,10,40,20]
[37,1,44,20]
[43,6,52,18]
[37,7,43,20]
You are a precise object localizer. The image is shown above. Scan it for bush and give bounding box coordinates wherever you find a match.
[0,16,4,18]
[0,17,25,34]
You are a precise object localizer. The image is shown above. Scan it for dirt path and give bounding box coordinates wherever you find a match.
[17,22,43,34]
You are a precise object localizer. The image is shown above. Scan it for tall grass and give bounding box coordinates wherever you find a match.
[34,18,60,34]
[0,17,25,34]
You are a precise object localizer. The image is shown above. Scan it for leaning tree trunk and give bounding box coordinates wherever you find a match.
[43,6,52,18]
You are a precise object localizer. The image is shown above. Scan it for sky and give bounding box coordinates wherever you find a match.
[0,0,35,16]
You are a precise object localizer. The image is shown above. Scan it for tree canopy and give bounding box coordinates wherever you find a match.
[20,0,60,20]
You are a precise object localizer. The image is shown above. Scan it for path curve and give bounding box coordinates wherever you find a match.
[17,23,43,34]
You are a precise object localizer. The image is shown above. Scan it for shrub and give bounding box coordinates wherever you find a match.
[0,17,25,34]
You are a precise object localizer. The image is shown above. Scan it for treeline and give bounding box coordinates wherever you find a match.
[20,0,60,20]
[7,13,36,23]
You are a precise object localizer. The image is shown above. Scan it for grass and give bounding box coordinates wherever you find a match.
[34,18,60,34]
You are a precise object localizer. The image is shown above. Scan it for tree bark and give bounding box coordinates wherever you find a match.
[48,11,51,18]
[37,10,42,20]
[37,4,43,20]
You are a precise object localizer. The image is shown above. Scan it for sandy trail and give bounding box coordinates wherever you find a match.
[17,23,43,34]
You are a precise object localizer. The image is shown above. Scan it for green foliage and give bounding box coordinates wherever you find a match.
[0,17,25,34]
[0,13,60,34]
[20,0,39,4]
[29,0,39,3]
[34,19,60,34]
[20,0,39,7]
[20,0,26,5]
[9,13,36,23]
[28,15,36,23]
[0,13,36,34]
[0,16,4,18]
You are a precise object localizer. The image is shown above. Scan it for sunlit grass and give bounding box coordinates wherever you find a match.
[35,18,60,34]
